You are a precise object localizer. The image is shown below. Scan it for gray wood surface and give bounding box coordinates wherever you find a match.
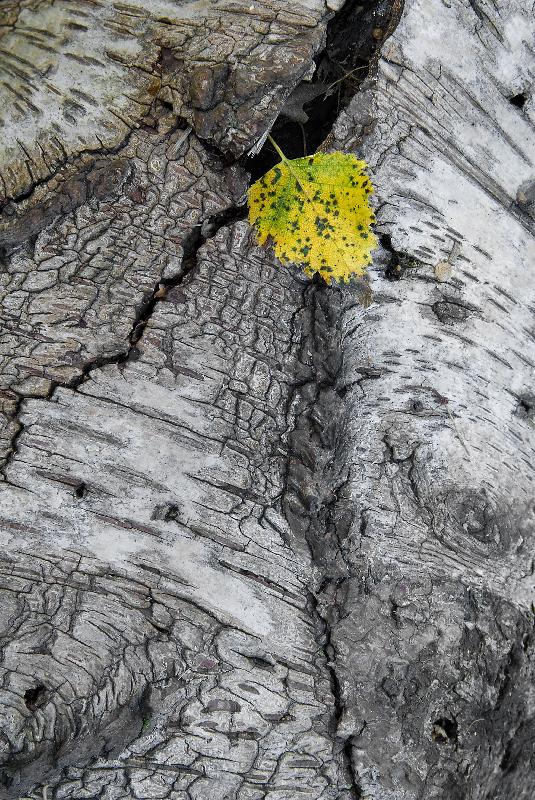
[0,0,534,798]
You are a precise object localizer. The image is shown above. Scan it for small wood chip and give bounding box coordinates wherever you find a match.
[434,260,453,282]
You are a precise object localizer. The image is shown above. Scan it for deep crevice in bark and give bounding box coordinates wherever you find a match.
[284,277,362,794]
[275,2,405,793]
[309,587,362,799]
[244,0,404,180]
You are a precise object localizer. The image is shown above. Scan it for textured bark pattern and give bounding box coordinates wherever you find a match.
[0,0,328,201]
[1,225,357,799]
[0,228,343,798]
[324,1,535,797]
[0,121,246,467]
[0,0,534,799]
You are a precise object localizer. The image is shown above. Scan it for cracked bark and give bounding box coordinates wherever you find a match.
[1,1,535,799]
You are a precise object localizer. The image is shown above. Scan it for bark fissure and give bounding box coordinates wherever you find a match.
[310,586,363,800]
[281,276,363,793]
[245,0,404,179]
[1,200,247,479]
[274,3,405,794]
[2,0,534,797]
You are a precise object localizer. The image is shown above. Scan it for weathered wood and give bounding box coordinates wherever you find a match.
[0,123,246,468]
[0,0,329,200]
[0,0,534,798]
[0,6,355,793]
[324,1,535,796]
[0,0,336,471]
[1,227,355,798]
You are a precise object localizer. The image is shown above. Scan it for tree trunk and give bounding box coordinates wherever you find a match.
[0,1,534,799]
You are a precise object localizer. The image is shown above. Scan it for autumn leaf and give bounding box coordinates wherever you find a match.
[248,137,377,284]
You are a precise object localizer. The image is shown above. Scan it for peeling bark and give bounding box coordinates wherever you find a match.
[0,0,534,799]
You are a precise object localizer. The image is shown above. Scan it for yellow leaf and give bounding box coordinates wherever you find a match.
[248,141,377,283]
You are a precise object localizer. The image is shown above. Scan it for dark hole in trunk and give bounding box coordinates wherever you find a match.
[432,716,458,744]
[509,93,527,109]
[24,684,46,711]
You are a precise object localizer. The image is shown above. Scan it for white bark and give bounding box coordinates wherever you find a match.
[327,1,535,796]
[0,0,534,798]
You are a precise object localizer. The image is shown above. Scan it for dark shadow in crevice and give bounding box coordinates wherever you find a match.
[74,482,86,499]
[379,232,428,282]
[432,717,459,745]
[243,0,403,181]
[509,93,527,110]
[24,685,46,712]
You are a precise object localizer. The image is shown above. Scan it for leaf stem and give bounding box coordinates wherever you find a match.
[268,134,288,163]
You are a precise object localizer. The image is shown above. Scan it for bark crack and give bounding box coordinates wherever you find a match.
[274,2,405,794]
[245,0,404,179]
[282,274,363,794]
[1,200,247,480]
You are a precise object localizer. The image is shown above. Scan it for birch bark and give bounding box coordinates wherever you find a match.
[0,1,533,799]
